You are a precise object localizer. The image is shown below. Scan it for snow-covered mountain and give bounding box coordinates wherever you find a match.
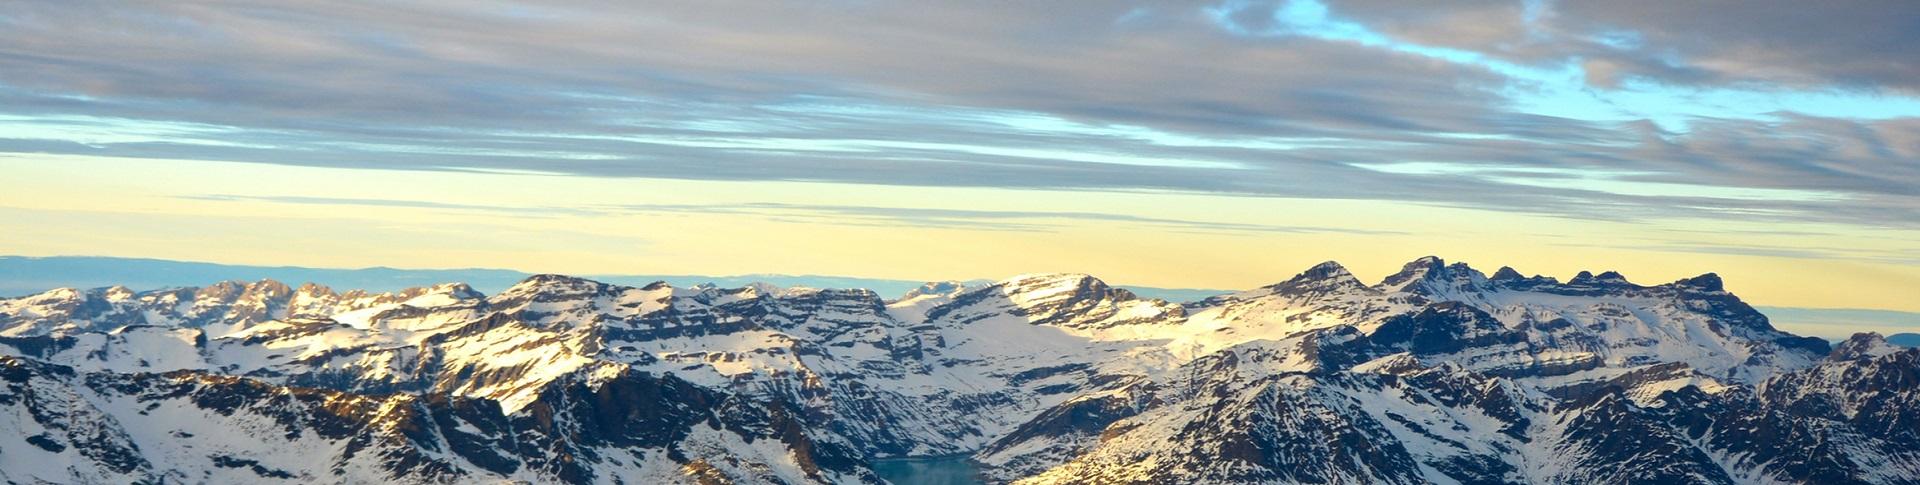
[1,256,1914,484]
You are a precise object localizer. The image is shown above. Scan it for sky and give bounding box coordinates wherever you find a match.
[1,1,1918,313]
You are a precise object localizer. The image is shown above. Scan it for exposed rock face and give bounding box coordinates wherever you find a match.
[0,257,1914,484]
[0,356,877,484]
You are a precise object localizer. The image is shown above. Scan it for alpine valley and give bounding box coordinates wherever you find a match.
[2,256,1917,484]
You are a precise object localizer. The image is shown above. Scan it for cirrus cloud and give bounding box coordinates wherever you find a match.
[0,0,1916,229]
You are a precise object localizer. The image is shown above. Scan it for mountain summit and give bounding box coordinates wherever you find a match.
[0,257,1912,484]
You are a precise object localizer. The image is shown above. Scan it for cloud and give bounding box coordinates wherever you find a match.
[1320,0,1920,93]
[184,195,1405,235]
[1,1,1917,229]
[1548,0,1920,92]
[1554,240,1920,267]
[180,194,604,217]
[611,202,1412,235]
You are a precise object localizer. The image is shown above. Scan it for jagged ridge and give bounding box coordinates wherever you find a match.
[0,257,1912,484]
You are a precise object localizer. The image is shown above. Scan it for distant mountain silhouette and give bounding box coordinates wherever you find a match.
[0,255,1226,302]
[1889,333,1920,347]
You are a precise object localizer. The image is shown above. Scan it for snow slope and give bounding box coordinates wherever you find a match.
[1,256,1914,484]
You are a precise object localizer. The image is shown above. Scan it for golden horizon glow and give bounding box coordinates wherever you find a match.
[6,154,1917,313]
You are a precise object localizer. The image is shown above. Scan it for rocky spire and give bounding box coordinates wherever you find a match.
[1378,256,1447,290]
[1675,273,1724,292]
[1377,256,1488,295]
[1490,266,1524,281]
[1269,261,1365,296]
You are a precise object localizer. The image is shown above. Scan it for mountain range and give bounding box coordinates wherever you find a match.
[0,255,1230,305]
[2,256,1917,484]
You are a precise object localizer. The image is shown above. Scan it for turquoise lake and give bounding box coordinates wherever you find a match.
[869,455,983,485]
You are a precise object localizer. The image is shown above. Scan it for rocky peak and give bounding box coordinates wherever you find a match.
[1566,271,1634,287]
[1484,266,1561,290]
[498,274,607,298]
[230,280,293,307]
[398,282,478,297]
[1379,256,1447,289]
[1300,261,1354,280]
[923,273,1183,329]
[193,281,247,301]
[0,288,92,330]
[18,287,83,306]
[676,282,773,307]
[900,281,968,301]
[786,286,880,302]
[1829,332,1902,361]
[384,282,485,306]
[294,282,336,298]
[436,282,485,300]
[1674,273,1725,292]
[741,281,784,298]
[767,287,890,320]
[1376,256,1488,296]
[283,282,344,316]
[1489,266,1524,281]
[1268,261,1366,296]
[102,286,135,301]
[516,273,599,288]
[486,275,624,323]
[997,273,1121,303]
[242,279,293,299]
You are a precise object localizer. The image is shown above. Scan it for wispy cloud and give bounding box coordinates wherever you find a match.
[1556,240,1920,267]
[610,202,1410,235]
[2,1,1918,229]
[180,195,604,217]
[183,195,1397,235]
